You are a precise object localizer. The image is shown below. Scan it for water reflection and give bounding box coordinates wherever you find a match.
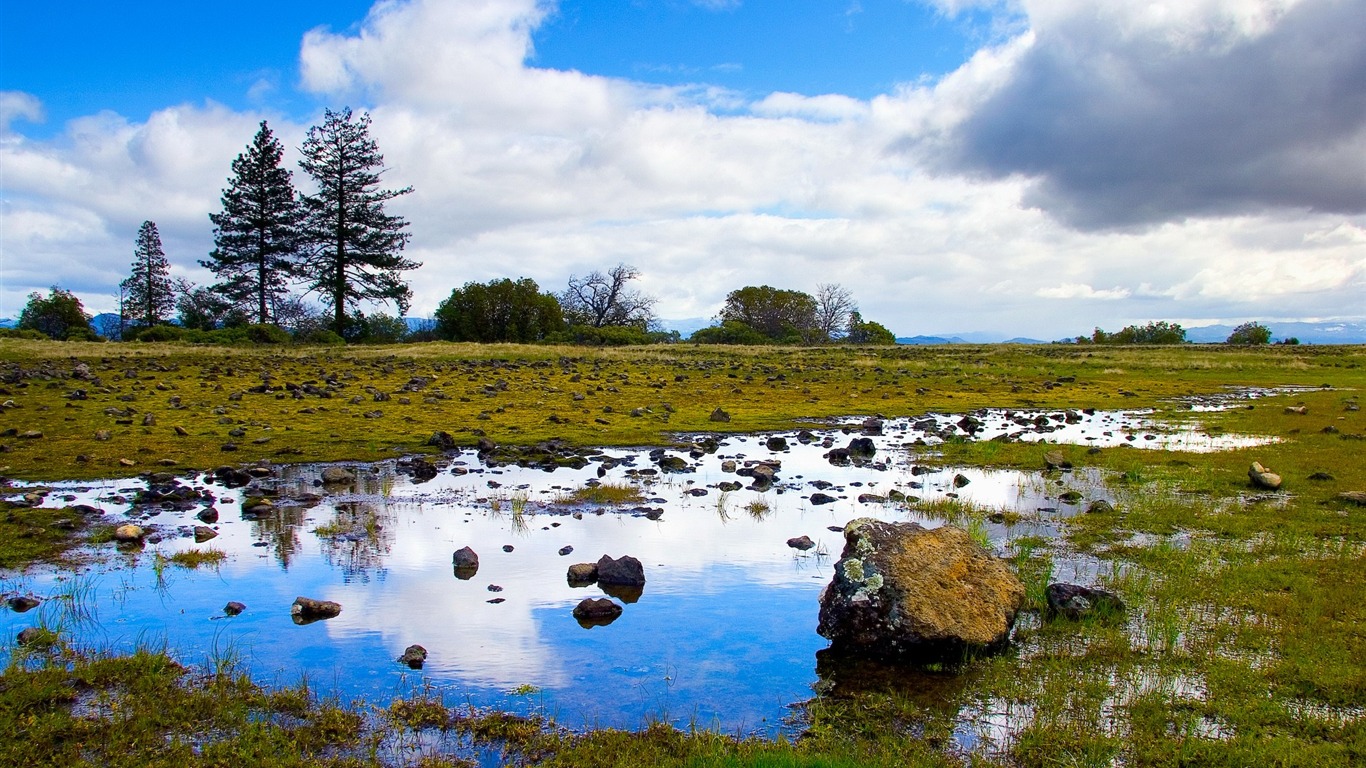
[1,401,1267,735]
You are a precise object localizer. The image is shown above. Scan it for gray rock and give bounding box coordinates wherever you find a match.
[809,493,838,505]
[1085,500,1115,515]
[1044,451,1072,470]
[291,596,341,623]
[596,554,646,586]
[709,407,731,423]
[567,563,599,585]
[452,546,480,570]
[193,526,218,543]
[572,597,623,627]
[398,644,428,669]
[787,535,816,551]
[1045,583,1126,620]
[320,466,355,484]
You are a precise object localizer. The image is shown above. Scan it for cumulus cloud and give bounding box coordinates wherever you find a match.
[939,0,1366,229]
[0,91,45,132]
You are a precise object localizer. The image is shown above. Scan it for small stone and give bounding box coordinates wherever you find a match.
[558,545,574,556]
[291,596,341,622]
[1044,451,1072,470]
[193,526,219,543]
[452,546,480,570]
[1085,500,1115,515]
[320,466,355,484]
[1248,462,1282,490]
[572,597,623,627]
[174,426,189,436]
[7,595,41,612]
[1337,491,1366,506]
[398,644,428,669]
[787,535,816,551]
[113,524,145,542]
[809,492,838,505]
[567,563,599,584]
[596,554,646,586]
[223,601,246,616]
[709,407,731,423]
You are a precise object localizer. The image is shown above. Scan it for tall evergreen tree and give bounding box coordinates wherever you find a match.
[297,107,416,334]
[203,121,301,325]
[121,221,176,329]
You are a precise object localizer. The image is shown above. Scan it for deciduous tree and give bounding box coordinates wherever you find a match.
[18,287,93,340]
[204,121,302,324]
[717,285,819,342]
[560,264,657,330]
[1226,322,1271,345]
[814,283,857,341]
[298,108,417,335]
[436,278,564,342]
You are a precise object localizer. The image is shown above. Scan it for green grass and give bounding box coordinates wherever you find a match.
[2,340,1365,766]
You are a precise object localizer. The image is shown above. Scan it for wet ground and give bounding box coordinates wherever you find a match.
[1,397,1278,740]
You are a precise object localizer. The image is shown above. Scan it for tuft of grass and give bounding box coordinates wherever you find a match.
[555,482,645,506]
[166,548,228,569]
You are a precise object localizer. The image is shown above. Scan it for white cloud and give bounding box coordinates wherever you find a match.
[0,91,44,132]
[0,0,1362,338]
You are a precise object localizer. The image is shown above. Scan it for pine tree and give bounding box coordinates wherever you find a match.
[203,121,302,325]
[297,107,417,334]
[121,221,176,329]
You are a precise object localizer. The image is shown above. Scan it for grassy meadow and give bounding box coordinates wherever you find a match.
[1,339,1363,766]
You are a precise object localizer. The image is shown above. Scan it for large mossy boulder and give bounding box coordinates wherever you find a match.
[817,518,1024,661]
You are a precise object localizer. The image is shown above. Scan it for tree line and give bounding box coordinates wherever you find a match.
[8,107,901,347]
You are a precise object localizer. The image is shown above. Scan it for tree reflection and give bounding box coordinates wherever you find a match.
[315,501,395,583]
[248,504,308,569]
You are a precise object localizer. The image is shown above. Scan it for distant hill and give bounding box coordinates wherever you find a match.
[1184,321,1366,344]
[0,318,14,329]
[896,334,1046,345]
[897,335,969,345]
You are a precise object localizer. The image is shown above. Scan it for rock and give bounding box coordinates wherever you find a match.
[174,426,189,436]
[223,601,246,616]
[16,627,56,648]
[18,430,43,440]
[809,492,838,505]
[291,596,341,623]
[657,455,689,472]
[750,463,777,485]
[1284,405,1308,415]
[1337,491,1366,506]
[558,545,574,556]
[861,418,884,436]
[398,644,428,669]
[426,431,457,450]
[320,466,355,484]
[1058,490,1083,503]
[197,508,219,524]
[787,535,816,551]
[1085,500,1115,515]
[596,554,646,586]
[847,437,877,458]
[1044,451,1072,470]
[572,597,623,627]
[567,563,599,585]
[7,595,40,612]
[817,518,1025,660]
[1045,583,1126,621]
[709,407,731,423]
[720,460,737,473]
[113,524,145,542]
[1248,462,1282,490]
[953,473,971,488]
[766,436,789,451]
[193,526,219,543]
[452,546,480,571]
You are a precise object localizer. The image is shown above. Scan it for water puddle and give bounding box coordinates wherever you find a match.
[0,401,1275,741]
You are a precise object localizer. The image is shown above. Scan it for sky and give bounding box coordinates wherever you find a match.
[1,0,1363,339]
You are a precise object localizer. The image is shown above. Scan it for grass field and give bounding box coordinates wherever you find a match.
[2,339,1363,766]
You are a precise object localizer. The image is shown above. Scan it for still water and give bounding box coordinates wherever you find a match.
[1,404,1267,735]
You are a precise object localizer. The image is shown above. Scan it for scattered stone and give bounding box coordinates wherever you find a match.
[1284,405,1308,415]
[817,518,1025,660]
[809,493,838,505]
[487,597,505,604]
[173,426,189,436]
[1307,472,1335,481]
[1085,500,1115,515]
[426,431,456,450]
[398,644,428,669]
[113,524,145,542]
[487,584,503,592]
[16,627,56,648]
[787,535,816,551]
[502,544,514,552]
[321,466,356,484]
[223,601,246,616]
[193,526,219,543]
[567,563,599,585]
[721,460,737,473]
[1044,451,1072,470]
[596,554,646,586]
[766,436,789,451]
[558,545,574,556]
[18,430,42,440]
[1045,583,1126,621]
[1058,490,1083,503]
[1337,491,1366,506]
[291,596,341,623]
[1248,461,1282,491]
[953,473,971,488]
[118,458,136,467]
[709,407,731,423]
[7,595,40,612]
[452,546,480,571]
[572,597,623,627]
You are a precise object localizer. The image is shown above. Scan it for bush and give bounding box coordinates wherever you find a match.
[294,328,346,346]
[18,287,94,340]
[0,328,50,341]
[243,323,291,344]
[133,325,187,342]
[689,321,771,345]
[548,324,653,346]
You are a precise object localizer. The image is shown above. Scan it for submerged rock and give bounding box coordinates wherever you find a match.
[320,466,356,485]
[398,644,428,669]
[596,554,646,586]
[1045,583,1126,620]
[573,597,623,627]
[223,601,246,616]
[291,596,341,623]
[817,518,1024,661]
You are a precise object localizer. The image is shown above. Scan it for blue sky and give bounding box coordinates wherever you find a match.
[1,0,1363,337]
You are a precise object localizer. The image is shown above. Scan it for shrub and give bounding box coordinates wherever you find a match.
[243,323,291,345]
[1225,322,1272,345]
[133,325,187,342]
[295,329,346,346]
[0,328,50,341]
[689,321,770,345]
